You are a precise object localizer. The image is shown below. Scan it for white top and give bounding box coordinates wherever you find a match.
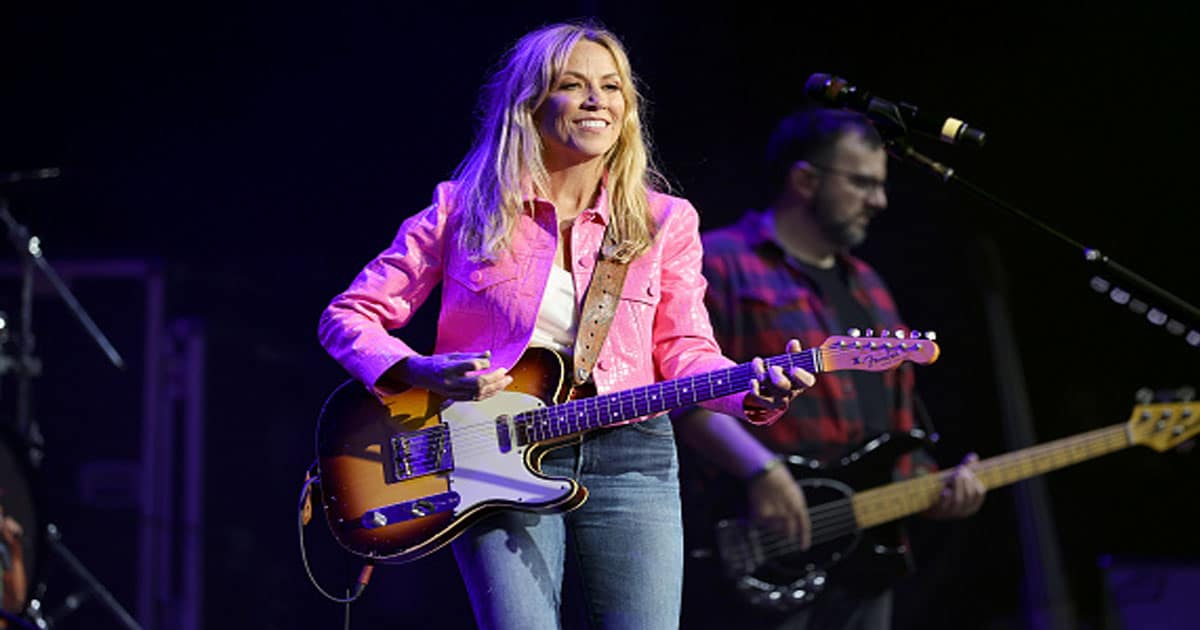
[529,265,578,355]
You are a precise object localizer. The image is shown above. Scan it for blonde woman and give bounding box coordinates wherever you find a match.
[319,22,813,629]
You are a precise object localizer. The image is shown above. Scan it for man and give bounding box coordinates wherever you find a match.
[674,108,985,630]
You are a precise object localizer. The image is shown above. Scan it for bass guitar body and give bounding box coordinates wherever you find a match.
[702,431,930,612]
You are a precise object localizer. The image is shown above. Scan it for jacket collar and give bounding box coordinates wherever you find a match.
[521,171,612,225]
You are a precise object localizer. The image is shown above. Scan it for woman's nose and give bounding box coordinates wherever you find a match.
[582,86,602,108]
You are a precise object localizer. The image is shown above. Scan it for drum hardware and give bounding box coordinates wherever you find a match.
[1,184,139,629]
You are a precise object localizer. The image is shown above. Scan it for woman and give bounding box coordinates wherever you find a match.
[318,22,814,629]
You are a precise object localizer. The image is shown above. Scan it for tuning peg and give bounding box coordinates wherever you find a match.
[1176,386,1196,403]
[923,331,937,341]
[865,328,875,338]
[1134,388,1154,405]
[880,329,892,338]
[847,328,862,338]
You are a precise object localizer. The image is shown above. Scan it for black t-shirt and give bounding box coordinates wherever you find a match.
[789,257,892,439]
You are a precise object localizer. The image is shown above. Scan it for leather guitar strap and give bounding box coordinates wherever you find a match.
[572,236,631,387]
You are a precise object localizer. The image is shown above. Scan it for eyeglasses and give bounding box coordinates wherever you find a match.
[809,164,888,195]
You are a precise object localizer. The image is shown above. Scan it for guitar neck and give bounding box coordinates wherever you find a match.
[514,350,820,444]
[852,424,1132,528]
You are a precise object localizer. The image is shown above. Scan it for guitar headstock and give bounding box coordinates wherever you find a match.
[818,329,940,373]
[1126,388,1200,452]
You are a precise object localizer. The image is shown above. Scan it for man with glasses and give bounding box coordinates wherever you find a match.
[674,108,985,630]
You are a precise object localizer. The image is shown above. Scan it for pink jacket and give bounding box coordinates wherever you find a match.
[318,181,778,424]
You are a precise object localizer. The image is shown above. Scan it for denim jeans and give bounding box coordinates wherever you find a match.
[452,414,683,630]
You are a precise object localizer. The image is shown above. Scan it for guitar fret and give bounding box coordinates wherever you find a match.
[515,347,881,446]
[853,425,1134,528]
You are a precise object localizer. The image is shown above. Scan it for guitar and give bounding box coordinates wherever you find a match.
[705,395,1200,612]
[314,333,940,563]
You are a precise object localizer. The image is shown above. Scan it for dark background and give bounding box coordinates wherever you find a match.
[1,2,1197,629]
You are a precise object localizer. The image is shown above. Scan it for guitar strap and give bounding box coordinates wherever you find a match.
[572,229,632,387]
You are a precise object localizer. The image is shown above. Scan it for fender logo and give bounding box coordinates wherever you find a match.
[851,347,903,368]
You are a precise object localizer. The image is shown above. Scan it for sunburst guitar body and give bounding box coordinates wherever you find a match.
[315,334,940,564]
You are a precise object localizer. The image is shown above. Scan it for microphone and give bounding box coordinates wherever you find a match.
[804,74,986,148]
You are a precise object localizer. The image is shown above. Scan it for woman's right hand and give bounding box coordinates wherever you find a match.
[388,350,513,401]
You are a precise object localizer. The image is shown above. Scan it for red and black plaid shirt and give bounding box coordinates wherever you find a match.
[701,211,929,476]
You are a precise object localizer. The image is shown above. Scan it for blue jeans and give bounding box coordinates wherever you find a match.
[452,415,683,630]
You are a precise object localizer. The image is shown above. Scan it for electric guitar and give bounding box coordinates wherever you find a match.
[705,394,1199,612]
[314,333,940,563]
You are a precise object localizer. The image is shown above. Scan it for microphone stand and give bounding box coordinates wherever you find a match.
[0,182,137,629]
[867,107,1192,630]
[871,109,1200,345]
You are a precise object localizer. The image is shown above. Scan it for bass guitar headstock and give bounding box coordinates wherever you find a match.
[1126,387,1200,452]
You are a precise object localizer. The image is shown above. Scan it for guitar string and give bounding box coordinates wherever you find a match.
[740,429,1131,559]
[384,350,820,465]
[404,380,1132,481]
[387,345,934,469]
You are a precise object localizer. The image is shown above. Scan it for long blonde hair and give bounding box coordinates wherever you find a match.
[452,22,665,263]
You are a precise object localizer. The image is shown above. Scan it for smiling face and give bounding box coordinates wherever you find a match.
[535,39,627,170]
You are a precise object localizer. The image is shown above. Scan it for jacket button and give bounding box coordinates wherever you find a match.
[578,257,592,268]
[646,284,657,297]
[596,360,607,370]
[470,270,482,282]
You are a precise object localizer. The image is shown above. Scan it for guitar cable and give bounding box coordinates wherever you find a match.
[297,470,376,606]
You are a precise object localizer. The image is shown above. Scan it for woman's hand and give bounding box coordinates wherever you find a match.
[388,351,514,401]
[745,339,816,410]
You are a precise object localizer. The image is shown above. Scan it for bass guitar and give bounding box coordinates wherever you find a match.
[706,394,1199,612]
[314,333,939,563]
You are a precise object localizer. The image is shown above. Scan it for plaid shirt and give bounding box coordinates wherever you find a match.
[700,211,928,476]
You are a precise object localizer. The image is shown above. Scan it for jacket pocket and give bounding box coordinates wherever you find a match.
[618,263,661,306]
[446,259,518,292]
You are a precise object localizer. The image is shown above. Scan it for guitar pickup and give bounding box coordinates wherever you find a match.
[390,425,454,481]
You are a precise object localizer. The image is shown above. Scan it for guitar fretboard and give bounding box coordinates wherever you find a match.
[852,424,1131,528]
[512,351,820,445]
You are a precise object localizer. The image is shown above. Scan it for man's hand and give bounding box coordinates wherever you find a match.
[747,462,812,550]
[924,453,986,519]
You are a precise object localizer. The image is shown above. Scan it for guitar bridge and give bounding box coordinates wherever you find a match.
[360,491,461,529]
[390,424,454,481]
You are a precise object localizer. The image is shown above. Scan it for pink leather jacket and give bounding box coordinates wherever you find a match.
[318,181,779,424]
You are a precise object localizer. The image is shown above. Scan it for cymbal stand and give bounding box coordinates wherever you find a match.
[0,187,135,629]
